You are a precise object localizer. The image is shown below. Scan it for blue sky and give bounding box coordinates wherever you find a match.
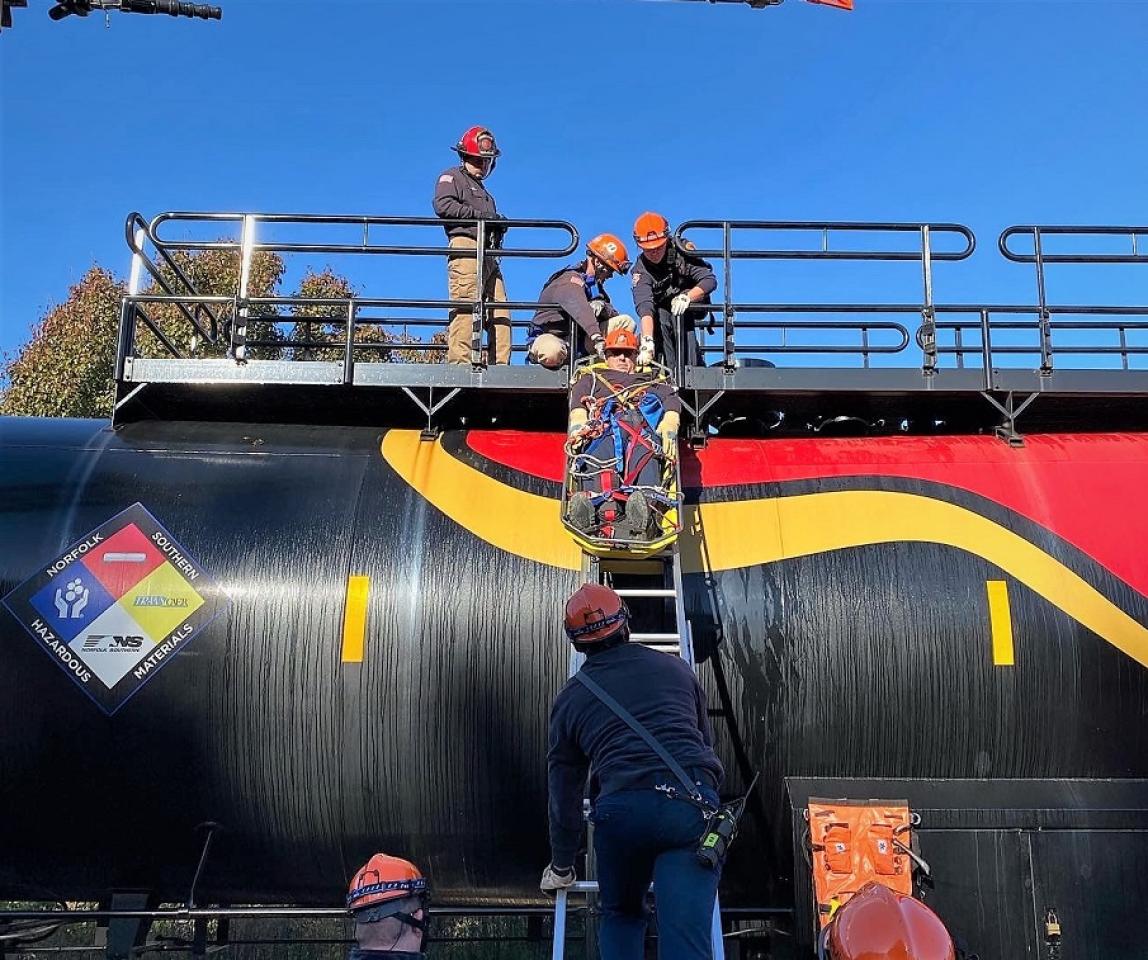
[2,0,1146,367]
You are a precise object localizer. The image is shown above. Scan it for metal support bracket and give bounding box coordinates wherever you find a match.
[402,387,461,439]
[188,821,222,909]
[981,391,1040,446]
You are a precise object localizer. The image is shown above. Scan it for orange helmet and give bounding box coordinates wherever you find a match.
[586,233,631,275]
[633,212,670,251]
[565,584,629,643]
[828,883,955,960]
[347,854,428,920]
[604,328,639,354]
[453,125,500,160]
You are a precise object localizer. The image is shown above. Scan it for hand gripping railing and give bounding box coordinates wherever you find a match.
[999,225,1148,374]
[675,220,976,377]
[120,211,578,370]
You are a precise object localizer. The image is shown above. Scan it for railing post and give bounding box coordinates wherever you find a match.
[1033,227,1053,375]
[980,309,994,391]
[920,225,937,375]
[861,325,871,369]
[954,323,964,370]
[116,225,148,381]
[1119,323,1130,371]
[722,222,735,372]
[233,214,256,363]
[472,220,487,369]
[343,300,357,386]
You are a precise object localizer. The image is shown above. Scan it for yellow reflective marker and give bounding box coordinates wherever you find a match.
[986,579,1015,666]
[341,575,370,663]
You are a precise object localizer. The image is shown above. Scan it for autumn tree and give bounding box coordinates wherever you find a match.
[1,266,125,418]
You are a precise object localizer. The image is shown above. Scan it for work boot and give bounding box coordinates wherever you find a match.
[568,492,595,532]
[624,490,651,540]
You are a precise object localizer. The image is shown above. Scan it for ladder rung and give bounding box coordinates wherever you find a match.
[630,632,680,642]
[614,588,676,598]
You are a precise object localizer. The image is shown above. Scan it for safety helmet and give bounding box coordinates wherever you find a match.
[633,212,671,251]
[827,883,955,960]
[586,234,631,276]
[453,125,500,161]
[564,583,629,644]
[603,328,639,354]
[347,854,428,921]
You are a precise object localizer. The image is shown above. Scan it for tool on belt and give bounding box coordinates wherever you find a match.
[575,672,754,869]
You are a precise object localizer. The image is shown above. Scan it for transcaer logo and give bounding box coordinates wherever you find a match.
[133,596,189,608]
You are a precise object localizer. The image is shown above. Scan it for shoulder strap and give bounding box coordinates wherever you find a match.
[575,671,705,803]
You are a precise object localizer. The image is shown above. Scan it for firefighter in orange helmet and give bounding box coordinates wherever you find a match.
[527,233,636,369]
[346,853,430,960]
[433,126,511,365]
[543,584,724,960]
[631,212,717,380]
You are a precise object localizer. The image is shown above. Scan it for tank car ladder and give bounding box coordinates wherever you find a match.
[553,545,725,960]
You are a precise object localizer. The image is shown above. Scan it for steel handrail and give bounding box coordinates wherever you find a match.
[999,225,1148,264]
[147,211,579,259]
[677,220,976,261]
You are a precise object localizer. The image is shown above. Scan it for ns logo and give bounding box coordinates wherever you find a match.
[84,635,144,650]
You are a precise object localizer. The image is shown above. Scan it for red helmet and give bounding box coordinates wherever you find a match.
[453,125,500,160]
[828,883,955,960]
[347,854,428,919]
[633,212,670,251]
[587,233,631,276]
[565,584,629,643]
[604,328,639,354]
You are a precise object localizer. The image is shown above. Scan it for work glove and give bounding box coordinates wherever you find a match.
[670,293,692,318]
[637,335,656,367]
[589,298,608,319]
[540,864,576,894]
[660,430,678,463]
[591,333,606,360]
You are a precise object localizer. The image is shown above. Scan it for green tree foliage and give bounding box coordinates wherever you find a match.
[1,266,124,419]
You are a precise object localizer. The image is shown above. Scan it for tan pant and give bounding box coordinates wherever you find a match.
[528,314,636,369]
[446,235,511,364]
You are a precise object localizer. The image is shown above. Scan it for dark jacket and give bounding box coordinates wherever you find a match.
[568,369,681,416]
[547,643,724,868]
[432,165,499,241]
[530,266,618,343]
[631,246,717,320]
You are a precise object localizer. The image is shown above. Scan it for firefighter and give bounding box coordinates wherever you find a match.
[346,853,430,960]
[542,584,724,960]
[433,125,511,365]
[630,212,718,378]
[527,233,635,369]
[566,328,681,538]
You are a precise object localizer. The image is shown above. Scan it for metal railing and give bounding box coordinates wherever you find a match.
[675,220,976,378]
[119,210,580,375]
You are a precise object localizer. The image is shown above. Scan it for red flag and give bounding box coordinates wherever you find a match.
[807,0,853,10]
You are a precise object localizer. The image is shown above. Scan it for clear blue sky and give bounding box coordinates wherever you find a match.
[2,0,1146,366]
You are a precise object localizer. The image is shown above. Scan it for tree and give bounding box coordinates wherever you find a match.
[1,266,124,419]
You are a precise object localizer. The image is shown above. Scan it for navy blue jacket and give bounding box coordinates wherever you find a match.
[547,643,724,869]
[432,165,499,240]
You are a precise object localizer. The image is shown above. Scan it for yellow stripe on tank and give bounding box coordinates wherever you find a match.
[341,575,371,663]
[986,579,1016,666]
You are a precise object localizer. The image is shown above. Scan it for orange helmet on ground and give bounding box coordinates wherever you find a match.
[565,584,629,643]
[347,854,428,921]
[828,883,955,960]
[587,234,631,275]
[453,125,500,160]
[633,212,670,251]
[604,328,639,353]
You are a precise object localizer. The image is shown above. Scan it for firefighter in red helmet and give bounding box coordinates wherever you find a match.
[543,584,724,960]
[433,126,511,365]
[826,882,956,960]
[346,853,430,960]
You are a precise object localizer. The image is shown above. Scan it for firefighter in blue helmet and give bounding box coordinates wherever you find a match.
[630,212,717,379]
[346,853,429,960]
[542,583,725,960]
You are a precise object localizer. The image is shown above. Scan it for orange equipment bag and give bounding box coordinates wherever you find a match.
[807,797,913,927]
